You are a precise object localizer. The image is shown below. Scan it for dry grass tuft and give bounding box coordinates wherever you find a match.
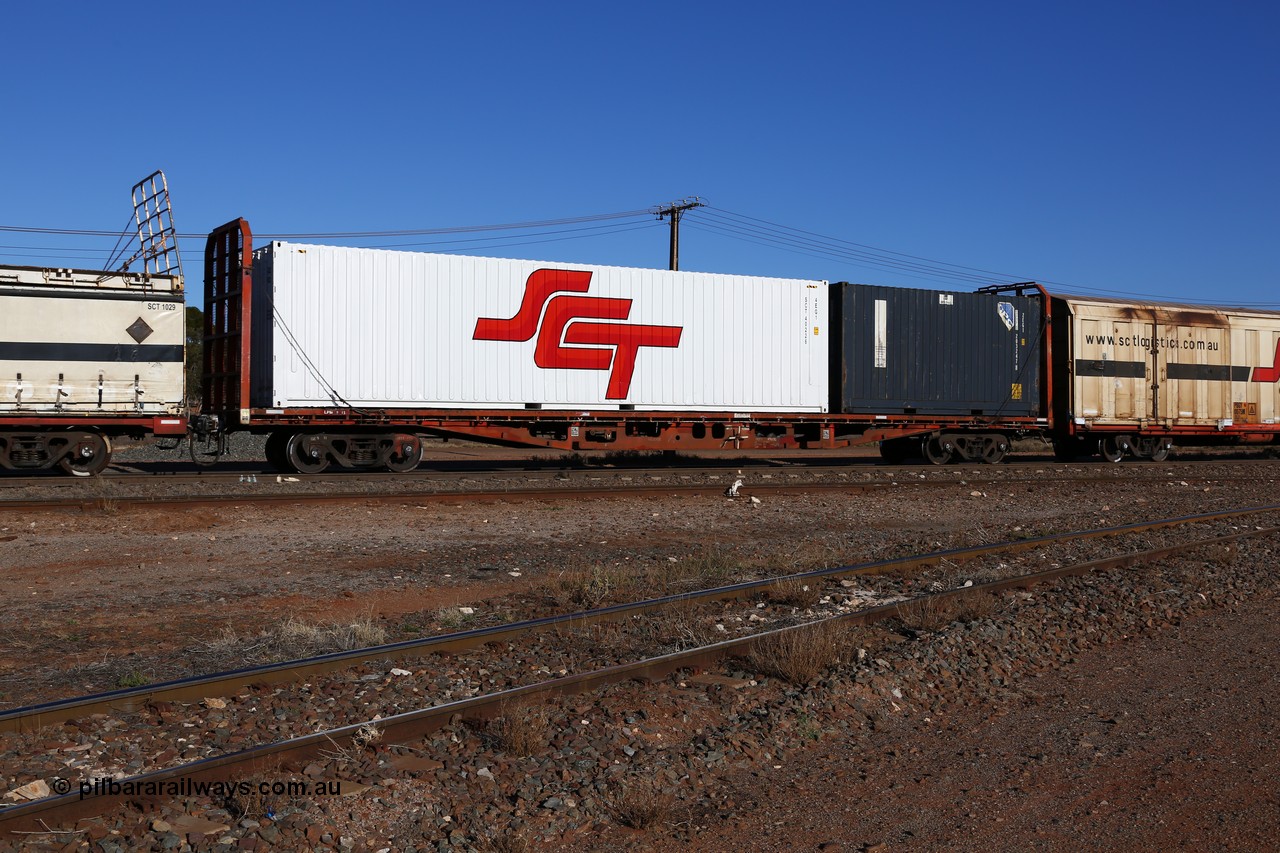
[602,777,678,829]
[895,595,957,632]
[474,830,532,853]
[222,778,266,821]
[954,591,1000,622]
[767,575,822,609]
[198,615,388,667]
[746,619,851,685]
[896,592,1001,632]
[321,723,383,768]
[435,606,475,631]
[542,546,753,609]
[601,599,721,656]
[484,699,552,757]
[550,562,637,610]
[777,538,843,573]
[274,616,388,655]
[352,722,383,750]
[680,545,739,588]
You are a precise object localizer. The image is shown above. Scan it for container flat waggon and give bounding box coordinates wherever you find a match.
[3,176,1277,474]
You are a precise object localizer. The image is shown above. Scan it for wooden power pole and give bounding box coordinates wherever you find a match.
[654,197,705,270]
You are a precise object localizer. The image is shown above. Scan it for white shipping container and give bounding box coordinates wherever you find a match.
[0,266,185,415]
[251,243,829,413]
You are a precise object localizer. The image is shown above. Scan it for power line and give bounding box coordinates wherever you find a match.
[689,207,1280,307]
[0,222,666,267]
[693,208,1015,285]
[0,208,655,240]
[2,205,1274,308]
[684,216,999,286]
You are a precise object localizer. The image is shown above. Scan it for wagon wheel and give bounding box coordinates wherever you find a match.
[385,437,423,473]
[922,436,954,465]
[980,436,1009,464]
[1137,438,1171,462]
[285,433,330,474]
[1099,436,1125,463]
[59,433,111,477]
[264,432,292,472]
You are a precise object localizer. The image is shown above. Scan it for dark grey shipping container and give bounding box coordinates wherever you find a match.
[830,284,1043,416]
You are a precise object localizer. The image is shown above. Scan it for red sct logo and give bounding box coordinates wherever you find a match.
[1254,339,1280,383]
[473,269,683,400]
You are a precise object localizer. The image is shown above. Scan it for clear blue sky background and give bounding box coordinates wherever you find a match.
[3,1,1276,307]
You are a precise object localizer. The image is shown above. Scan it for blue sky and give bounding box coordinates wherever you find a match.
[3,1,1276,307]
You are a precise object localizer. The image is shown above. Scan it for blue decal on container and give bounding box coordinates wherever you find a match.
[997,302,1016,331]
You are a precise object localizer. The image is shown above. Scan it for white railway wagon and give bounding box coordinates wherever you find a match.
[1062,295,1280,458]
[0,265,186,474]
[249,242,829,413]
[0,266,185,416]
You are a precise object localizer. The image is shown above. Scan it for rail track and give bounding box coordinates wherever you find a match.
[2,459,1277,512]
[3,505,1277,835]
[2,449,1276,490]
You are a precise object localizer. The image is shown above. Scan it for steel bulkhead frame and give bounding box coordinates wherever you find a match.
[975,281,1055,435]
[203,219,254,426]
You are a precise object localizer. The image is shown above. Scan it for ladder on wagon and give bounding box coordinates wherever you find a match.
[126,170,183,277]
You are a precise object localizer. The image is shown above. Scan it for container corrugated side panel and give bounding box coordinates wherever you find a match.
[257,243,827,412]
[835,284,1041,416]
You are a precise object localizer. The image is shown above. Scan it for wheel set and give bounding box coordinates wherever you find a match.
[879,432,1009,466]
[1097,435,1172,463]
[261,432,425,474]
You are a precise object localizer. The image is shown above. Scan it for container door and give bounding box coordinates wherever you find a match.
[1072,308,1152,423]
[1230,328,1261,426]
[1162,324,1230,425]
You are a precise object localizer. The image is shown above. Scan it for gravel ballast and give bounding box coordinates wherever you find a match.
[1,459,1277,850]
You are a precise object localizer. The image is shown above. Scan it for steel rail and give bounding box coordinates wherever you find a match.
[2,521,1274,836]
[0,457,870,489]
[2,455,1276,496]
[2,469,1278,513]
[0,481,896,511]
[5,504,1278,735]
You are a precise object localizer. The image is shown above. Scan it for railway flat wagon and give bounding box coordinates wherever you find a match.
[203,219,830,473]
[1051,294,1280,460]
[203,219,1062,472]
[0,265,187,474]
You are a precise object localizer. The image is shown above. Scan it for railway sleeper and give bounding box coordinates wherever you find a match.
[268,431,424,474]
